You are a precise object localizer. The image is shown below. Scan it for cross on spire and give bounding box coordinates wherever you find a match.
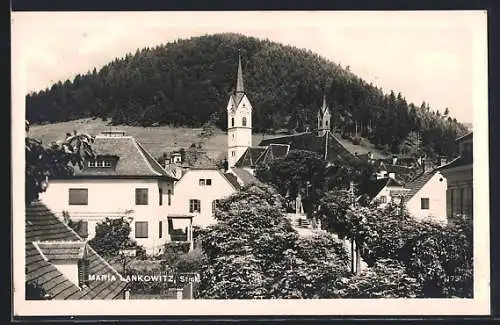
[236,50,245,93]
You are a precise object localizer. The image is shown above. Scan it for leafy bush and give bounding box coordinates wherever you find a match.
[175,247,207,273]
[332,259,422,298]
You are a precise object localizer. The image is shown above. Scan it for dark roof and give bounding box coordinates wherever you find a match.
[222,172,241,190]
[258,131,355,163]
[26,201,127,300]
[268,144,290,159]
[69,136,176,179]
[404,171,438,200]
[366,177,403,199]
[437,155,473,171]
[231,168,263,187]
[234,146,267,168]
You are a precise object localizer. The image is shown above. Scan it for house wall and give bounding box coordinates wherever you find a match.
[170,169,237,227]
[406,172,447,223]
[442,166,473,220]
[40,178,174,255]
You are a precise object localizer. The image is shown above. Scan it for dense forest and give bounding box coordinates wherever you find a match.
[26,33,468,157]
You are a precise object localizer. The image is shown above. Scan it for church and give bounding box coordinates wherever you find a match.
[225,53,360,174]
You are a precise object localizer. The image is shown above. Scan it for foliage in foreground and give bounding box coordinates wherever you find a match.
[196,184,350,299]
[88,217,146,258]
[316,189,473,298]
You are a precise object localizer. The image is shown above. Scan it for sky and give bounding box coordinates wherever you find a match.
[12,11,487,124]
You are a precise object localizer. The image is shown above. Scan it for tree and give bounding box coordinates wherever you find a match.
[196,184,350,299]
[399,131,424,157]
[332,259,422,298]
[88,217,146,258]
[25,121,95,203]
[255,150,328,213]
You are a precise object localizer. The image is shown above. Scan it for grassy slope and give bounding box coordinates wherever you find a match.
[28,118,276,161]
[29,118,386,161]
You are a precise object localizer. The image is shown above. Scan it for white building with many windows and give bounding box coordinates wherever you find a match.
[39,130,181,255]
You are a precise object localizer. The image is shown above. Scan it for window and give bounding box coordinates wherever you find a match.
[231,118,234,127]
[159,188,163,206]
[167,189,172,206]
[189,199,201,213]
[199,179,212,186]
[135,188,148,205]
[379,196,387,203]
[242,117,247,126]
[159,221,163,239]
[104,160,112,167]
[421,198,430,210]
[77,221,89,238]
[135,221,148,238]
[69,189,88,205]
[78,259,90,287]
[212,200,220,213]
[88,161,96,167]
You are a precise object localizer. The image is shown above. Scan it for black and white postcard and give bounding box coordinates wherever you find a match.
[11,10,490,317]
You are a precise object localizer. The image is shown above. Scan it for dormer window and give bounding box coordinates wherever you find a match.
[88,159,113,168]
[34,241,90,289]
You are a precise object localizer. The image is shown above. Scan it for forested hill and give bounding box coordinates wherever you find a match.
[26,33,468,157]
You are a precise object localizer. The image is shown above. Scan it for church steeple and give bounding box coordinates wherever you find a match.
[236,51,245,93]
[227,52,253,168]
[317,92,331,136]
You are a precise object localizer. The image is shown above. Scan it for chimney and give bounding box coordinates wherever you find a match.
[439,156,448,166]
[392,156,398,165]
[388,172,395,179]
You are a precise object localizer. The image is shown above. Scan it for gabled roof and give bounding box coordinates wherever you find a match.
[234,146,267,168]
[231,168,263,187]
[404,171,439,200]
[26,201,127,300]
[68,135,176,179]
[258,131,356,163]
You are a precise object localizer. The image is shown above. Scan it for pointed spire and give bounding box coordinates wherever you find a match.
[236,50,244,93]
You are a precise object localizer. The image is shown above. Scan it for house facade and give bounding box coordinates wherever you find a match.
[169,168,239,227]
[438,132,473,221]
[40,131,179,255]
[404,170,448,223]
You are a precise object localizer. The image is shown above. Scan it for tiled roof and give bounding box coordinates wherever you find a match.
[404,171,437,200]
[258,131,355,163]
[35,241,87,261]
[222,172,241,190]
[69,136,176,179]
[234,146,267,168]
[26,201,127,300]
[437,155,473,171]
[231,168,263,187]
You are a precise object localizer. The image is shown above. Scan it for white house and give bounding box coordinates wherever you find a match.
[366,175,408,207]
[40,130,181,255]
[403,170,448,223]
[169,168,240,227]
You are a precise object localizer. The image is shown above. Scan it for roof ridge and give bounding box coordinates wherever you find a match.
[35,240,85,244]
